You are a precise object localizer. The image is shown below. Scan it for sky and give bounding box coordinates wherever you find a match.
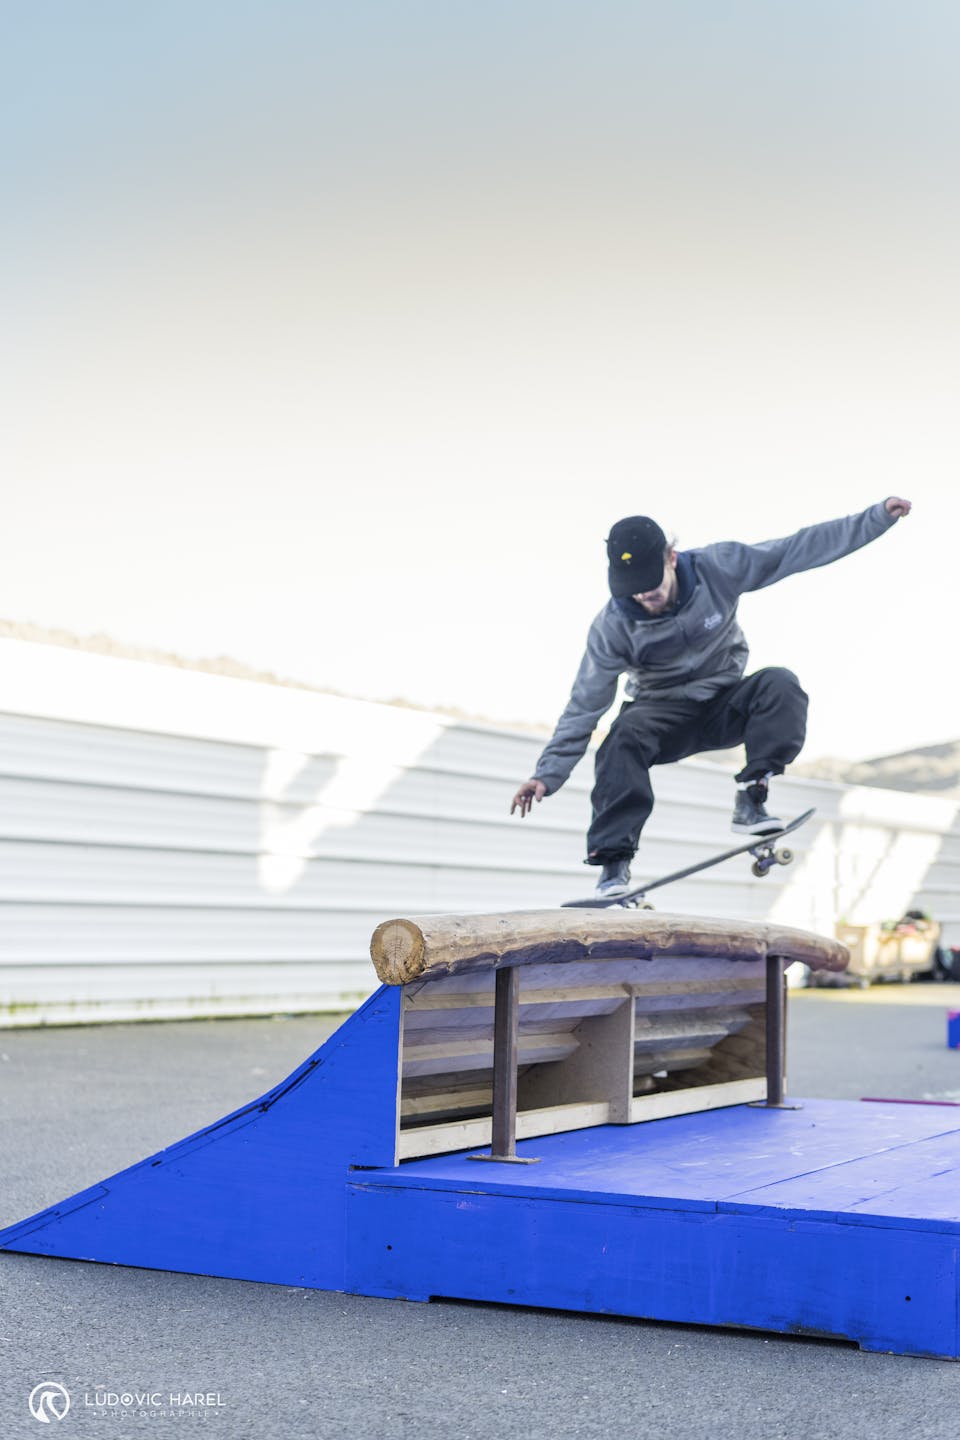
[2,1,959,762]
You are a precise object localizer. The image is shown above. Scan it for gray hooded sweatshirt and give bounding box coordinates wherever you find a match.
[533,502,899,794]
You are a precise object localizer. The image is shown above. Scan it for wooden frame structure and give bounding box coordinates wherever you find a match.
[370,912,843,1162]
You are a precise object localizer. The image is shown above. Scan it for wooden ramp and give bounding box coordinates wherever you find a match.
[2,910,958,1359]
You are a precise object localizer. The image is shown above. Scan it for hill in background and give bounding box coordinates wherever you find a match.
[791,741,960,799]
[0,618,552,736]
[700,741,960,800]
[4,619,957,793]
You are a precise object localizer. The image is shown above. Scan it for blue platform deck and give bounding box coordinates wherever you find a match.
[2,986,958,1359]
[360,1098,960,1226]
[346,1100,960,1359]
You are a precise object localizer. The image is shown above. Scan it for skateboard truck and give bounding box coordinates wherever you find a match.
[750,838,795,878]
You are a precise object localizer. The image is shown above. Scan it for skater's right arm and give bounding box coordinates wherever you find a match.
[511,618,624,810]
[511,778,548,817]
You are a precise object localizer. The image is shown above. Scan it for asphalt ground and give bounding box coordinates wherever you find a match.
[2,982,960,1440]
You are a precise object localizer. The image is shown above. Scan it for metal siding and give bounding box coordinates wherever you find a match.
[1,639,958,1024]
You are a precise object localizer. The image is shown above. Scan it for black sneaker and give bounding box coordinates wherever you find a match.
[595,858,632,898]
[731,781,783,835]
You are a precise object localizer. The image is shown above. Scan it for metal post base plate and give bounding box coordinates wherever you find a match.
[467,1152,541,1164]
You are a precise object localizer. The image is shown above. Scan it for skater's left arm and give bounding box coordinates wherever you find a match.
[709,497,911,595]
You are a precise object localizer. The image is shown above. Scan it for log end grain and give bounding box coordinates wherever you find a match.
[370,918,427,985]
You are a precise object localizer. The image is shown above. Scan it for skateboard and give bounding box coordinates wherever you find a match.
[562,807,816,909]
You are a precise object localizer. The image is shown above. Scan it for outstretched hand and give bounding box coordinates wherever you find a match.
[885,496,912,518]
[511,778,548,817]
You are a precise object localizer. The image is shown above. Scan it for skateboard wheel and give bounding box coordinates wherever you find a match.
[751,860,771,877]
[778,848,793,866]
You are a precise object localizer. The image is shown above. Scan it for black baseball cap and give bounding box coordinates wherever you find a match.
[606,516,668,598]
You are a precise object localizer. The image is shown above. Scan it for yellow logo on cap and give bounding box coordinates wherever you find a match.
[621,552,632,562]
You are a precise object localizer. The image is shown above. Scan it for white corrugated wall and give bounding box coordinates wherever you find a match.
[1,638,958,1025]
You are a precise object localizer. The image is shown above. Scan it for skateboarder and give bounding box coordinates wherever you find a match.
[511,498,912,897]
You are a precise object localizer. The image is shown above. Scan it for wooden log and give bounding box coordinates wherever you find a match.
[370,910,849,986]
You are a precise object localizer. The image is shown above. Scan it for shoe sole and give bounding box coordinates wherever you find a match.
[731,821,783,836]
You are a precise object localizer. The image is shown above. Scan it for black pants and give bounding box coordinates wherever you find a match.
[586,667,809,864]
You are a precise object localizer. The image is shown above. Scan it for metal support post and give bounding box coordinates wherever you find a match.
[749,954,802,1111]
[469,965,539,1163]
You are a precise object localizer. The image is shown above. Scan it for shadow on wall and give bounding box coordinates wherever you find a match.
[254,705,592,920]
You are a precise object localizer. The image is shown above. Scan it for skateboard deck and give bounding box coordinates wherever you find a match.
[562,807,816,909]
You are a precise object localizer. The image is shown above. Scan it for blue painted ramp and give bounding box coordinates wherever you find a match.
[3,995,959,1358]
[0,986,402,1289]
